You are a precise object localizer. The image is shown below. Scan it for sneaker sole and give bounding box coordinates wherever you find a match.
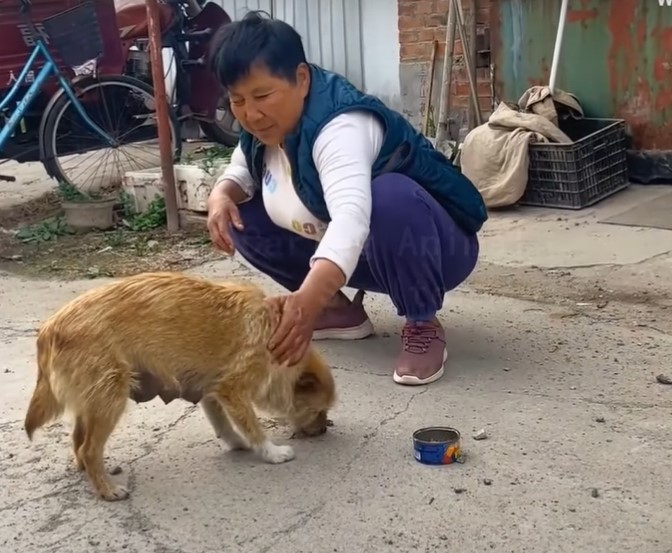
[312,320,375,341]
[392,348,448,386]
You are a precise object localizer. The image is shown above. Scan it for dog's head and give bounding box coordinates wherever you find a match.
[289,346,336,437]
[261,295,336,436]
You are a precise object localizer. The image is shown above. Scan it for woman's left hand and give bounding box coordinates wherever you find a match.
[267,291,322,366]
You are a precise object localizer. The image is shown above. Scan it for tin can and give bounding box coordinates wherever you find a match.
[412,427,462,465]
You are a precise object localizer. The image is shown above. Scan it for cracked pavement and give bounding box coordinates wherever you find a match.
[2,184,672,552]
[2,252,672,553]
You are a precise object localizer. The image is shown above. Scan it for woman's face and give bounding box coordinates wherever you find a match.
[227,63,310,146]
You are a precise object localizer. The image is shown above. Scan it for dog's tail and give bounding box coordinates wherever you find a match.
[24,328,63,440]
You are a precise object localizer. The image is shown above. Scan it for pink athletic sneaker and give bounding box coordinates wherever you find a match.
[393,320,447,385]
[312,290,374,341]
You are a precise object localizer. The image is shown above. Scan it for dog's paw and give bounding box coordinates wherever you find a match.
[99,485,130,502]
[259,441,295,464]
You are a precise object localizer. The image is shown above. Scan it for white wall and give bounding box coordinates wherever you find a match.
[214,0,400,108]
[360,0,401,109]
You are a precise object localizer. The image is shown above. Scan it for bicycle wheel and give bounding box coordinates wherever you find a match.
[41,74,182,195]
[198,91,241,147]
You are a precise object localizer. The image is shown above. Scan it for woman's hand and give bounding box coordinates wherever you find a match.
[267,291,322,366]
[267,259,347,366]
[206,185,244,255]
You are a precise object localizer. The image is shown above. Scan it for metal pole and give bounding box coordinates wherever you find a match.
[467,0,478,130]
[146,0,180,232]
[434,1,457,148]
[548,0,569,94]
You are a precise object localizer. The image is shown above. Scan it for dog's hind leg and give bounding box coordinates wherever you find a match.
[78,393,129,501]
[213,386,295,465]
[200,396,250,451]
[72,416,86,471]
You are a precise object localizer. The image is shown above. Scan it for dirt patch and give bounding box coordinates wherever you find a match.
[0,192,61,229]
[468,262,669,307]
[0,186,220,279]
[467,261,672,335]
[0,223,217,280]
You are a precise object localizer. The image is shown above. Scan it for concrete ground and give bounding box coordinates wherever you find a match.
[0,160,57,208]
[1,169,671,552]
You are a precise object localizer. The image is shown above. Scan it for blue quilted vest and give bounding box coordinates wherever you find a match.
[239,64,487,234]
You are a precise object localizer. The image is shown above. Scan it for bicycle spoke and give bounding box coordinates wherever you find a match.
[117,143,163,167]
[46,78,177,193]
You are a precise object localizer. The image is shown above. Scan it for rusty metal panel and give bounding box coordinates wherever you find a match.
[0,0,123,87]
[491,0,672,150]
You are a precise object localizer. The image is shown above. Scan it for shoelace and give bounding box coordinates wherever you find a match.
[401,325,439,354]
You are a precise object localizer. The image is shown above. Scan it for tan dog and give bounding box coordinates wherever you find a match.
[23,272,336,501]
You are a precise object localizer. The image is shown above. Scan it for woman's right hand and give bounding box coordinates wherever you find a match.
[206,185,244,255]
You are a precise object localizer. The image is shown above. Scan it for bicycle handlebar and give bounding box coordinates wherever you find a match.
[16,0,42,46]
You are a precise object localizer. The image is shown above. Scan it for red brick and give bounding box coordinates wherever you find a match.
[453,82,469,97]
[400,30,419,44]
[424,12,447,27]
[398,0,493,102]
[418,27,442,42]
[479,97,492,112]
[453,80,492,98]
[398,0,416,16]
[400,42,432,62]
[478,81,491,96]
[452,96,470,108]
[415,1,437,15]
[398,14,427,31]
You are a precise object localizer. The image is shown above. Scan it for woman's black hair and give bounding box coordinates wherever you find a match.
[209,10,308,88]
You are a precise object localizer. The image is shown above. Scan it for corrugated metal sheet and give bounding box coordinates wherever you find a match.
[273,0,364,89]
[217,0,272,20]
[492,0,672,150]
[214,0,364,89]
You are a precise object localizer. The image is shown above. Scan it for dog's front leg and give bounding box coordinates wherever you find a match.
[200,396,249,451]
[213,389,295,464]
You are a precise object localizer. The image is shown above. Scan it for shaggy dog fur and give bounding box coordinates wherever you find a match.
[23,272,336,501]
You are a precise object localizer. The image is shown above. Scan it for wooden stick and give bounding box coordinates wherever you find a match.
[423,39,439,136]
[454,0,482,126]
[434,1,457,148]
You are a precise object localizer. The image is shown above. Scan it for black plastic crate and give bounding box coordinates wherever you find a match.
[519,118,629,209]
[42,1,104,68]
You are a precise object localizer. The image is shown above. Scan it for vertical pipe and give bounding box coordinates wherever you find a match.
[467,0,478,130]
[435,1,457,148]
[548,0,569,94]
[146,0,179,232]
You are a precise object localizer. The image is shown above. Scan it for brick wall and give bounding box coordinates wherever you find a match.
[397,0,493,135]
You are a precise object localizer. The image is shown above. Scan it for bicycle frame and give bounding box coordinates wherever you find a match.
[0,39,117,150]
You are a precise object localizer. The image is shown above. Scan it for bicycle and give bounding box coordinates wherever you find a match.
[0,0,181,194]
[118,0,240,146]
